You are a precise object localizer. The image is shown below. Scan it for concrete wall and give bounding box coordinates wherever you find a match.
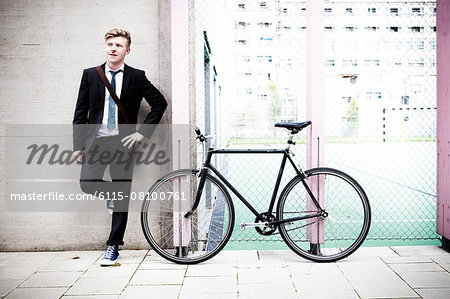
[0,0,172,250]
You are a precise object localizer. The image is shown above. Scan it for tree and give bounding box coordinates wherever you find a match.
[346,97,359,122]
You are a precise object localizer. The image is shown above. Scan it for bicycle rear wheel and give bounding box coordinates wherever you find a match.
[277,167,371,262]
[141,169,235,264]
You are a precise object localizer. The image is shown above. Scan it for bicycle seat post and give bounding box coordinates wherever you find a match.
[286,132,296,151]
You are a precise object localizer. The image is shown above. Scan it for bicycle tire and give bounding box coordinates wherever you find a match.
[141,169,235,264]
[277,167,371,262]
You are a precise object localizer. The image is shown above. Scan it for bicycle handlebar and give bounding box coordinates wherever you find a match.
[195,127,214,143]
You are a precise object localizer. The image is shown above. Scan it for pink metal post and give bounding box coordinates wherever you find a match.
[436,0,450,246]
[306,0,325,244]
[171,0,191,247]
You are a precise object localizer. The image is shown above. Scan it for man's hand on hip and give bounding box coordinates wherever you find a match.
[122,132,144,149]
[72,150,84,164]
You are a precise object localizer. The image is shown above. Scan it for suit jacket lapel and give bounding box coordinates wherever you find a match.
[97,63,106,104]
[122,64,131,98]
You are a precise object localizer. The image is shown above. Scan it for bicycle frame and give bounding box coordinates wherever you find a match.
[186,147,324,226]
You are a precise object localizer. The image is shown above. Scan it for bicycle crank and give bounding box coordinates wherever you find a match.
[255,212,277,235]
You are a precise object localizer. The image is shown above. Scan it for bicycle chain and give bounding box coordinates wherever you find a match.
[270,211,322,235]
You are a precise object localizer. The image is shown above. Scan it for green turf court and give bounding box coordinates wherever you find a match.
[219,140,440,250]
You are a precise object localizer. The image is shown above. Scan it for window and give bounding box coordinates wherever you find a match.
[431,26,436,32]
[257,55,272,63]
[283,8,288,13]
[237,39,247,45]
[236,21,248,28]
[325,26,334,31]
[258,22,271,28]
[346,8,353,13]
[364,59,380,66]
[325,8,332,13]
[345,27,355,32]
[259,37,273,46]
[408,58,424,67]
[367,91,382,99]
[410,26,423,33]
[325,59,335,67]
[401,96,410,105]
[236,55,250,63]
[430,40,436,50]
[408,41,424,50]
[390,8,399,14]
[366,26,378,32]
[389,26,399,32]
[430,57,436,67]
[238,3,245,9]
[368,8,376,13]
[258,94,268,100]
[411,7,423,14]
[343,59,358,67]
[259,2,267,9]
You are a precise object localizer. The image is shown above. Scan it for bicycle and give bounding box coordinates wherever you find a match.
[141,121,371,264]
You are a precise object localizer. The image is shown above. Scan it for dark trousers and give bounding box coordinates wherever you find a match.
[79,135,136,246]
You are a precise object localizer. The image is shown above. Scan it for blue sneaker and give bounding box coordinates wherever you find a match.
[100,245,119,266]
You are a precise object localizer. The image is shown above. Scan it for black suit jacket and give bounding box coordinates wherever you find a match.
[72,63,167,151]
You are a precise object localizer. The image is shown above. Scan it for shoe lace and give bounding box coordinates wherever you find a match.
[104,245,116,259]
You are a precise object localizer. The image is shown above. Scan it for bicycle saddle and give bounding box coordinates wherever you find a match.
[274,121,312,133]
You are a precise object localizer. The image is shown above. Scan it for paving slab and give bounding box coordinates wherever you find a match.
[119,285,180,299]
[139,259,188,270]
[440,263,450,272]
[38,252,100,272]
[65,277,129,296]
[185,264,238,277]
[347,246,397,257]
[381,256,433,264]
[239,282,298,299]
[391,246,450,257]
[238,267,291,284]
[415,288,450,299]
[400,271,450,288]
[430,255,450,264]
[338,263,401,281]
[179,293,237,299]
[82,263,139,278]
[389,262,445,274]
[61,296,119,299]
[129,269,185,285]
[0,246,449,299]
[0,266,36,281]
[20,271,83,287]
[180,276,237,295]
[112,250,147,264]
[350,278,418,298]
[0,280,23,298]
[291,272,354,292]
[4,287,67,299]
[298,289,360,299]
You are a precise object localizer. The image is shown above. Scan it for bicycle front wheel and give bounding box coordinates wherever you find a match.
[277,167,371,262]
[141,169,235,264]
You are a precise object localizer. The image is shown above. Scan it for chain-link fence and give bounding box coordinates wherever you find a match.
[189,0,438,249]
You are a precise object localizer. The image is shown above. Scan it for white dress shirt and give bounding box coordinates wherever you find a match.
[96,63,124,137]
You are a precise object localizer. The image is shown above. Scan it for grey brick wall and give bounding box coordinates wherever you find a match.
[0,0,172,250]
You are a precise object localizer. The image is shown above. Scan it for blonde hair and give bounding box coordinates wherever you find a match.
[104,28,131,47]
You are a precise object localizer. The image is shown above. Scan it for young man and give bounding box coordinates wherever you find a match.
[72,28,167,266]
